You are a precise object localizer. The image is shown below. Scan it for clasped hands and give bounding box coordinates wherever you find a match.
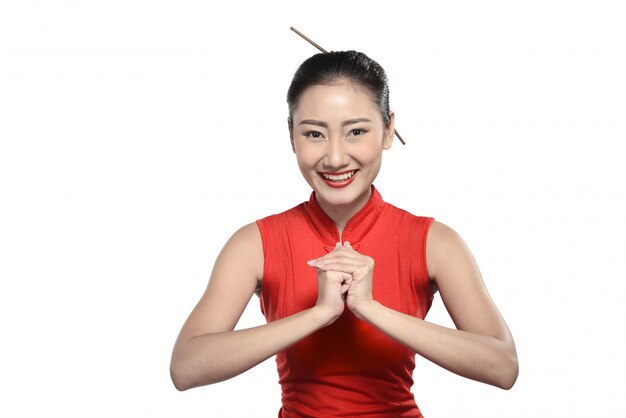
[307,241,375,323]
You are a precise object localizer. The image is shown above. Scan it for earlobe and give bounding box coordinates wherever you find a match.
[383,111,395,150]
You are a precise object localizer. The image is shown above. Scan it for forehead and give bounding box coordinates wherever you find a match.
[293,82,380,122]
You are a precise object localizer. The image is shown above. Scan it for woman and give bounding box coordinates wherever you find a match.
[170,50,518,417]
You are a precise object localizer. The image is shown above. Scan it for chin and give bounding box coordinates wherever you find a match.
[314,182,372,207]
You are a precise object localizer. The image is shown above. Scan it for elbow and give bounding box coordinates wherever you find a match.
[170,356,196,392]
[170,363,191,392]
[170,339,203,391]
[170,353,223,390]
[171,376,190,392]
[495,351,519,390]
[496,369,518,390]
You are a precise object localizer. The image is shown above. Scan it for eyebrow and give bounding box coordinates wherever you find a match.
[298,117,373,128]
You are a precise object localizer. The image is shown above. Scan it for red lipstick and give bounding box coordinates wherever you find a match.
[318,169,358,189]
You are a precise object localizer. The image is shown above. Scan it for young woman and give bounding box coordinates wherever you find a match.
[170,50,518,417]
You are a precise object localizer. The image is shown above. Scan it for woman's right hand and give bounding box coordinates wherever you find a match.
[309,243,352,326]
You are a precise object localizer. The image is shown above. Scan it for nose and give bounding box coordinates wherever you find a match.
[323,137,350,170]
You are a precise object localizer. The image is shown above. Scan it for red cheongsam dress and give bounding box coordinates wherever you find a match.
[256,185,435,417]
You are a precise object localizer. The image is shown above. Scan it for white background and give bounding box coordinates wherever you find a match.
[1,0,625,416]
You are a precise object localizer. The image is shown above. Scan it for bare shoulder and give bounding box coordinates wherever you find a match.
[226,222,263,256]
[425,220,470,281]
[219,222,264,284]
[426,220,461,242]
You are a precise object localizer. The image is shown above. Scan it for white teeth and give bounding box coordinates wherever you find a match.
[322,170,356,181]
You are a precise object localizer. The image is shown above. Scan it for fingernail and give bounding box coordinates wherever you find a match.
[307,260,317,266]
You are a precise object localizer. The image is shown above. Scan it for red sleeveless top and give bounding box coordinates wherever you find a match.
[256,185,435,417]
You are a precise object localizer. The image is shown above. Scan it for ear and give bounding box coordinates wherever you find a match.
[383,111,395,150]
[288,117,296,153]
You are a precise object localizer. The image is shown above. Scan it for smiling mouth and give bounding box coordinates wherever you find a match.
[320,170,358,182]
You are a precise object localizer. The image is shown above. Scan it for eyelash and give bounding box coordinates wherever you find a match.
[303,128,368,139]
[349,128,367,136]
[304,130,324,139]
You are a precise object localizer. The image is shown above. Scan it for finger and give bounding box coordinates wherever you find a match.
[307,245,364,266]
[307,243,344,266]
[312,251,363,264]
[307,253,344,266]
[314,256,364,267]
[321,270,351,282]
[340,276,353,293]
[315,262,362,273]
[314,263,361,274]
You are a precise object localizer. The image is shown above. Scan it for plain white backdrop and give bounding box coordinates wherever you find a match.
[1,0,625,416]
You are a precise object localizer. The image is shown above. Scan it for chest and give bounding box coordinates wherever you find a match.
[260,230,424,321]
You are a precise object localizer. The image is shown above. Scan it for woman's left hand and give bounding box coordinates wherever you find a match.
[307,241,375,319]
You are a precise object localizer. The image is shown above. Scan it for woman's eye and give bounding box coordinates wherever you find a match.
[349,128,367,136]
[304,131,324,140]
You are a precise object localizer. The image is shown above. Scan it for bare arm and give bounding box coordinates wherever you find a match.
[170,223,347,391]
[310,222,519,389]
[360,221,518,388]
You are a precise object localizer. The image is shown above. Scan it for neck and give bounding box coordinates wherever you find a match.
[315,186,373,238]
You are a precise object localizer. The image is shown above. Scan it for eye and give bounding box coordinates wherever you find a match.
[349,128,367,137]
[304,130,325,140]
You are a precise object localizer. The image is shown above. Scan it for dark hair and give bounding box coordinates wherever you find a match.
[287,50,391,132]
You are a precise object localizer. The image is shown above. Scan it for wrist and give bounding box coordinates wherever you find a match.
[349,299,381,321]
[310,305,341,328]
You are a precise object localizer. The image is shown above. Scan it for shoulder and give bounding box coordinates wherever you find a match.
[426,220,462,245]
[220,222,264,281]
[256,201,309,241]
[229,222,262,246]
[379,200,435,228]
[425,220,472,281]
[257,201,307,223]
[233,200,307,276]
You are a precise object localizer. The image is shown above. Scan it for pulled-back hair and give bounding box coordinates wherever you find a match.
[287,50,391,132]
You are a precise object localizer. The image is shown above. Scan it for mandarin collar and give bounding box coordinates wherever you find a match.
[303,185,385,252]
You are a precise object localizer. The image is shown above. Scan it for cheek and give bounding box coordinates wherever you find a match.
[294,142,322,168]
[295,153,317,177]
[355,144,384,167]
